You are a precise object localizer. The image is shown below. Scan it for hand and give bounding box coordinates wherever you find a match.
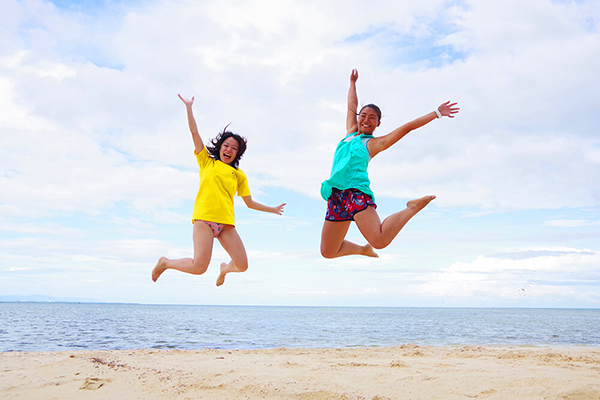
[437,101,460,118]
[275,203,286,215]
[350,69,359,83]
[178,94,194,107]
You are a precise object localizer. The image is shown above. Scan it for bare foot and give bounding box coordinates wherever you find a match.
[406,195,436,212]
[216,262,228,286]
[362,244,379,258]
[152,257,168,282]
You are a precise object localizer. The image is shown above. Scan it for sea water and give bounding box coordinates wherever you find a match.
[1,303,599,352]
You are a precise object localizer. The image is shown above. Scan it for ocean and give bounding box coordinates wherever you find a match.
[1,303,599,352]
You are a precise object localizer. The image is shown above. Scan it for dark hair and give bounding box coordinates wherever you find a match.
[359,104,382,122]
[206,125,247,169]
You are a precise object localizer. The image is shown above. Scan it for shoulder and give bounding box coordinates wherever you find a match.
[364,135,388,158]
[196,148,220,170]
[234,167,247,180]
[195,147,209,159]
[341,132,359,142]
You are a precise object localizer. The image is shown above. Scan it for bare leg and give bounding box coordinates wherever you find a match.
[152,222,214,282]
[320,220,379,259]
[215,226,248,286]
[354,195,436,250]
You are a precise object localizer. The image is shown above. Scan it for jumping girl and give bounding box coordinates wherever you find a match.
[152,94,285,286]
[320,69,459,259]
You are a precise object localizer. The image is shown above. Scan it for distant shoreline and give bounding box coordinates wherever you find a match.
[2,300,599,310]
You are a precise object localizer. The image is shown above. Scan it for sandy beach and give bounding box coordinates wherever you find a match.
[1,345,599,399]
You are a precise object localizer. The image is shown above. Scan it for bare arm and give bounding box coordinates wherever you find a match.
[368,101,459,157]
[242,196,286,215]
[178,94,204,154]
[346,69,359,134]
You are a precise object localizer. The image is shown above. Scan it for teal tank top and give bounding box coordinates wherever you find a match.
[320,132,374,201]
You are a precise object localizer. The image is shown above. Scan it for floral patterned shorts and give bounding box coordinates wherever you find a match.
[325,188,376,221]
[194,219,226,238]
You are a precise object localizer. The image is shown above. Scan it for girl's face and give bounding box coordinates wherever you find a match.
[357,107,380,135]
[220,137,239,165]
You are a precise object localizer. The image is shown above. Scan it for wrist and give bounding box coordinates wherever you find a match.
[434,108,442,119]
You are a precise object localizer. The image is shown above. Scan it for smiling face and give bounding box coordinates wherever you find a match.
[219,137,240,165]
[357,106,381,135]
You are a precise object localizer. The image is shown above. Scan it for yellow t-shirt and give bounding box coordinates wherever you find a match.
[192,148,251,225]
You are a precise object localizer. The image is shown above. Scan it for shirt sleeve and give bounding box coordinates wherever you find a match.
[195,148,210,169]
[236,169,251,197]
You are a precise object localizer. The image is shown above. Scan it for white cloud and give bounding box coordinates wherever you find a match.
[2,0,599,217]
[545,219,600,228]
[409,247,600,306]
[0,0,599,306]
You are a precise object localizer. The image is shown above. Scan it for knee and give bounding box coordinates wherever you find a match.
[235,260,248,273]
[191,261,209,275]
[320,245,336,259]
[368,238,388,250]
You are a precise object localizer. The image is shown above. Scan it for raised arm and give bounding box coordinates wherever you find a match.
[242,196,286,215]
[346,69,359,134]
[178,94,204,154]
[368,101,459,158]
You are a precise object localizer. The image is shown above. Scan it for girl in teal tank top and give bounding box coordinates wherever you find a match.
[320,131,374,201]
[320,69,460,259]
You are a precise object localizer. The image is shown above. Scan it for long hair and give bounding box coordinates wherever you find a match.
[206,124,247,169]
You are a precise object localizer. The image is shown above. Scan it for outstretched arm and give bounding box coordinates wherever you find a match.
[346,69,359,134]
[178,94,204,154]
[368,101,459,157]
[242,196,286,215]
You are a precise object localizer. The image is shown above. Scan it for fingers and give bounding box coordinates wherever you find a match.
[277,202,286,215]
[177,94,194,105]
[441,101,458,108]
[439,101,460,118]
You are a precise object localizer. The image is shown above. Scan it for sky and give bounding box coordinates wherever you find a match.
[0,0,599,308]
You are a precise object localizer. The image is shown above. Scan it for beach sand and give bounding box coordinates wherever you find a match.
[1,345,599,399]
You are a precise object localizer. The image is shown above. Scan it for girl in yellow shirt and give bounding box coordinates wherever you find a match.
[152,95,285,286]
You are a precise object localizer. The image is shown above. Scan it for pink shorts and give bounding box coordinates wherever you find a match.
[194,219,226,238]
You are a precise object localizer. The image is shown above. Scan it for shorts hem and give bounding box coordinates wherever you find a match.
[324,188,376,222]
[325,203,372,221]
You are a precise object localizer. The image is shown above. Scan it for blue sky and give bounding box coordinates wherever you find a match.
[1,0,599,307]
